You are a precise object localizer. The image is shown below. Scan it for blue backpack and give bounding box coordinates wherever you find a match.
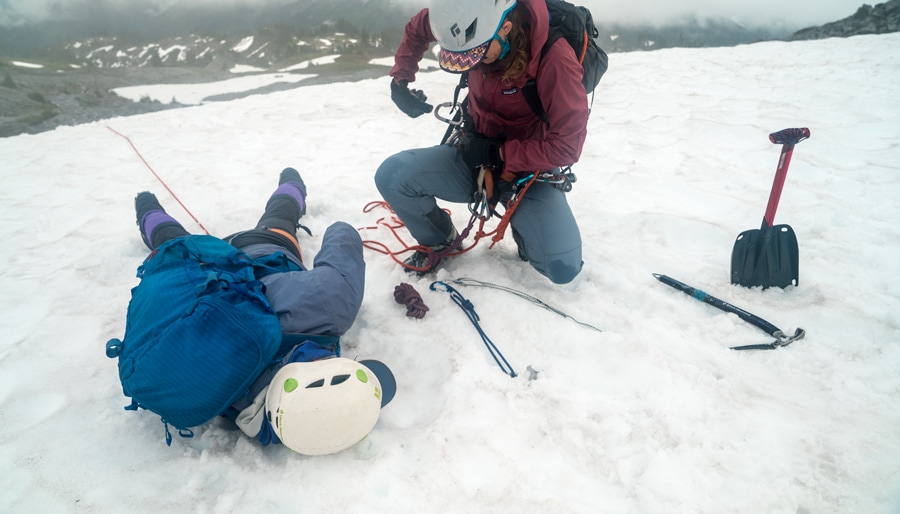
[106,235,283,443]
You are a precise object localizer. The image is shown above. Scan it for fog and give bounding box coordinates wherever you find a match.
[0,0,869,29]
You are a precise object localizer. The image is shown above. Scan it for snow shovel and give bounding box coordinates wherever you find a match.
[731,127,810,289]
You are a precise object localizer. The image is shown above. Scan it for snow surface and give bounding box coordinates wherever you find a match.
[1,34,899,513]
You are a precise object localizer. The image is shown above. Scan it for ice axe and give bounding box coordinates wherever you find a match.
[731,127,810,289]
[654,274,805,350]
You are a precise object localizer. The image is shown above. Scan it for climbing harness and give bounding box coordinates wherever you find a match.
[430,281,517,378]
[447,278,602,333]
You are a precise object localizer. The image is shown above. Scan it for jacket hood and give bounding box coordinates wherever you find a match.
[521,0,550,80]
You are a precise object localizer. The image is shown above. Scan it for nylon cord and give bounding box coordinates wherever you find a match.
[108,125,210,235]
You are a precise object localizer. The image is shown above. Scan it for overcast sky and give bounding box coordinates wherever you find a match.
[0,0,870,29]
[592,0,866,26]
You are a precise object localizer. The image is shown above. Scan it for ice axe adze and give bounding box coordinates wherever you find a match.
[654,274,805,350]
[731,127,810,289]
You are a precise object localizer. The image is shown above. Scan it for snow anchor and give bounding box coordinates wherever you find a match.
[430,280,517,377]
[446,277,602,332]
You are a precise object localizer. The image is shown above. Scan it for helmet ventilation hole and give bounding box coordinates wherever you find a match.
[331,374,351,385]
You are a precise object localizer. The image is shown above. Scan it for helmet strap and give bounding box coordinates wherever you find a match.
[492,35,511,60]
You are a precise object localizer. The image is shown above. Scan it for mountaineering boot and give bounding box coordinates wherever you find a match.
[276,167,307,217]
[135,192,183,250]
[260,167,311,237]
[404,226,461,276]
[254,167,312,238]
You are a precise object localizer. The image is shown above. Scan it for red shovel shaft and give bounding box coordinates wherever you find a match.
[762,145,794,228]
[761,128,810,229]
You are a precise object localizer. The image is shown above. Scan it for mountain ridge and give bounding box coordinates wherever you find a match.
[2,0,898,138]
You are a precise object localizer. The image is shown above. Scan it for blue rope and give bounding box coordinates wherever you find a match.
[430,281,517,378]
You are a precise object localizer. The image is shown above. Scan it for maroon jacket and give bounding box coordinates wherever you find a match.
[390,0,590,174]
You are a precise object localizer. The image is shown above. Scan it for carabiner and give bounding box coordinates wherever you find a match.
[429,280,451,293]
[434,102,463,126]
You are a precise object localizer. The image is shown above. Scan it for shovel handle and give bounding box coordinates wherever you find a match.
[769,127,810,145]
[762,128,810,228]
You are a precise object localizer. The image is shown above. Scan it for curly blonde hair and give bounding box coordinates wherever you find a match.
[500,5,530,85]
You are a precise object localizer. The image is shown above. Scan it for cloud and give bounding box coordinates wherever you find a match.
[0,0,52,26]
[585,0,865,27]
[0,0,871,29]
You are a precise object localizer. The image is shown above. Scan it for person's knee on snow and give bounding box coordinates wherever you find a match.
[518,238,583,284]
[543,258,583,284]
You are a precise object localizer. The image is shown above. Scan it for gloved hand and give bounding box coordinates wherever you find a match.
[459,135,504,170]
[390,79,433,118]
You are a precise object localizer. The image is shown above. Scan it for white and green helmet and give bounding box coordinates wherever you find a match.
[265,358,394,455]
[429,0,517,72]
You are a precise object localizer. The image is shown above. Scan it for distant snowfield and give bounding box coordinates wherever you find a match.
[111,71,315,105]
[11,60,44,69]
[1,34,899,514]
[277,54,340,72]
[112,56,345,105]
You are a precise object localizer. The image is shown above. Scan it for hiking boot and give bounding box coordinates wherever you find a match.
[135,191,164,221]
[279,167,305,188]
[135,192,187,250]
[404,227,461,276]
[135,191,164,249]
[277,167,307,216]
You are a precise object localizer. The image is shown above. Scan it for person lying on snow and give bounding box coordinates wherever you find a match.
[108,168,395,455]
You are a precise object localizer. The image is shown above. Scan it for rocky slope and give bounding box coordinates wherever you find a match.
[792,0,900,39]
[0,64,227,138]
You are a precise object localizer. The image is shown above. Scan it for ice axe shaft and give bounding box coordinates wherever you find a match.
[653,274,805,350]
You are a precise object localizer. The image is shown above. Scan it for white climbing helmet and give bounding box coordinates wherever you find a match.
[429,0,517,72]
[265,357,395,455]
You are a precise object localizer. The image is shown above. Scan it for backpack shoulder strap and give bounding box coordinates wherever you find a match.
[523,30,566,125]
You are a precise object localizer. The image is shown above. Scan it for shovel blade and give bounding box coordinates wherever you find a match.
[730,224,799,288]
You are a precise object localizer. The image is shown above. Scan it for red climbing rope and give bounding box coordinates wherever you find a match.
[107,125,210,235]
[358,170,539,273]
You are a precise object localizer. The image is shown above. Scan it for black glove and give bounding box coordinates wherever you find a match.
[390,79,433,118]
[459,136,503,170]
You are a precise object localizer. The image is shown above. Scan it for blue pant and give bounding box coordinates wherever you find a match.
[375,144,583,284]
